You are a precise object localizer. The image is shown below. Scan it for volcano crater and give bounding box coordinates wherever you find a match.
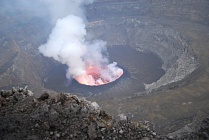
[44,18,198,98]
[44,45,165,98]
[85,16,199,95]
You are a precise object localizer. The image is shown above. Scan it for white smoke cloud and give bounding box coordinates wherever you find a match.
[39,14,108,78]
[39,15,87,77]
[0,0,93,24]
[38,0,123,85]
[0,0,123,85]
[37,0,94,24]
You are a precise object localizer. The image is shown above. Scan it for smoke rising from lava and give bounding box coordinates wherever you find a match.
[0,0,123,86]
[38,0,123,86]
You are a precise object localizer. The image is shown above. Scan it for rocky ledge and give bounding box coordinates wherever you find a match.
[0,87,208,140]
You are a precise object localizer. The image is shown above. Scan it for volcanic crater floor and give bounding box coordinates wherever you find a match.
[44,46,165,98]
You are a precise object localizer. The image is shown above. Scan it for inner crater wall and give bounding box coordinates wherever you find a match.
[87,0,209,25]
[86,1,201,92]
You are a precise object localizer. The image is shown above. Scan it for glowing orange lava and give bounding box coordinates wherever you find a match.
[75,65,123,86]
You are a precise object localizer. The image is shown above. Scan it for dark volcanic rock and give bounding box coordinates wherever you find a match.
[0,87,208,140]
[0,87,166,140]
[38,92,49,101]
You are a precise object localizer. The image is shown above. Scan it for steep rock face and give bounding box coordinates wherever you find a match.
[0,14,52,92]
[86,16,198,92]
[0,41,42,90]
[88,0,209,25]
[86,1,203,93]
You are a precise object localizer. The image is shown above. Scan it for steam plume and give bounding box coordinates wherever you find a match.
[38,0,123,85]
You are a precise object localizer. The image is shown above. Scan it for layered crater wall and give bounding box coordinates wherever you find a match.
[0,0,208,94]
[87,0,209,25]
[86,1,201,93]
[84,1,209,134]
[0,14,52,92]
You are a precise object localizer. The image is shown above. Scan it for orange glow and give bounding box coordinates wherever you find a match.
[75,65,123,86]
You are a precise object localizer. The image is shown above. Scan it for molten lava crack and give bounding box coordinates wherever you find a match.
[75,65,123,86]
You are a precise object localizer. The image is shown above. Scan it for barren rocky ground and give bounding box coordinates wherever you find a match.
[0,87,209,140]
